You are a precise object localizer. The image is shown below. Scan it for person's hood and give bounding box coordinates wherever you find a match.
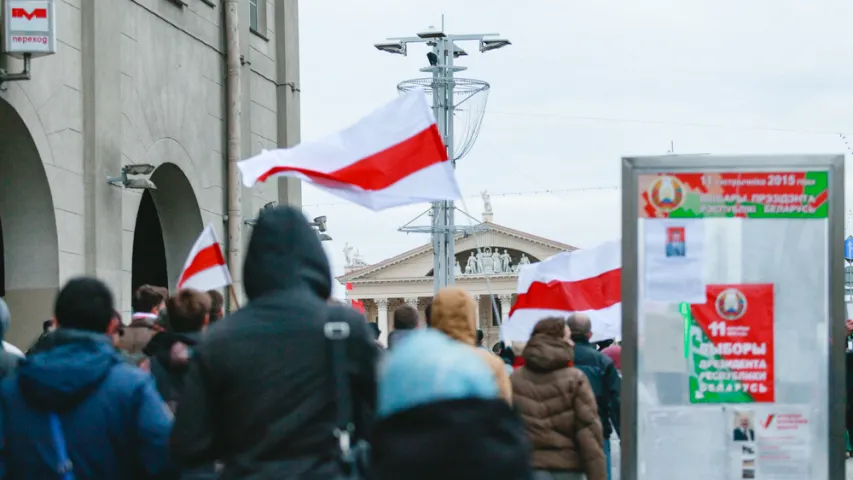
[378,329,499,419]
[18,329,122,411]
[522,334,574,372]
[601,344,622,371]
[243,205,332,300]
[143,331,200,372]
[429,287,476,345]
[0,298,10,342]
[511,341,527,355]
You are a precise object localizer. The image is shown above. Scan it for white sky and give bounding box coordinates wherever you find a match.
[299,1,853,298]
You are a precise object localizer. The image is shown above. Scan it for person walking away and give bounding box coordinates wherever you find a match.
[601,343,621,374]
[367,321,385,349]
[476,329,489,351]
[207,290,225,324]
[0,277,176,479]
[568,314,621,480]
[430,287,513,404]
[119,284,168,354]
[512,318,606,480]
[0,299,22,376]
[170,205,378,478]
[387,304,419,349]
[371,328,532,479]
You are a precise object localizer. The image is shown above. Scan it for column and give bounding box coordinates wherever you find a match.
[376,299,389,346]
[82,0,123,300]
[472,295,481,331]
[499,295,513,324]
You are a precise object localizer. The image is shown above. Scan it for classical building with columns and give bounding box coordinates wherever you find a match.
[338,208,577,348]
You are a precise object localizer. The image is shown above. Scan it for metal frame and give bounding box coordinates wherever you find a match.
[620,154,845,480]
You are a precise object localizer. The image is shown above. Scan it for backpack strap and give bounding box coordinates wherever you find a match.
[49,413,74,480]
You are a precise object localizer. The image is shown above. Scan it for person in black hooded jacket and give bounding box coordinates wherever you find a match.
[170,205,379,478]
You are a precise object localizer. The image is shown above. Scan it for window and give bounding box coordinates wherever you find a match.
[249,0,266,36]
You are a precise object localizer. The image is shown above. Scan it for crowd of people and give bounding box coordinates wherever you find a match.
[0,205,623,479]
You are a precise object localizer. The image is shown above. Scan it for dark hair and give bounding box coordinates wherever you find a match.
[166,289,212,334]
[207,289,225,323]
[133,285,168,313]
[42,320,53,333]
[393,305,419,331]
[531,317,567,339]
[367,321,381,340]
[424,302,432,327]
[477,329,484,345]
[54,277,115,332]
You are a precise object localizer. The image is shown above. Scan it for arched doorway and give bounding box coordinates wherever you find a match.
[130,162,203,299]
[0,98,60,345]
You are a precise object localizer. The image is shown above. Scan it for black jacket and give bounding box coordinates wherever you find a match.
[170,206,378,479]
[371,398,533,480]
[572,338,621,439]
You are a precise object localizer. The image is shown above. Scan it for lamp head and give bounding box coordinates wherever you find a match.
[374,41,407,55]
[480,38,512,53]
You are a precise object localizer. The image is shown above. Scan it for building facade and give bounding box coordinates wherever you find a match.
[339,216,577,349]
[0,0,301,346]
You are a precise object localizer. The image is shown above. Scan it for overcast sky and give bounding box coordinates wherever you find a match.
[298,1,853,298]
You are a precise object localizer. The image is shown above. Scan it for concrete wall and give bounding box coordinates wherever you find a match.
[0,0,297,347]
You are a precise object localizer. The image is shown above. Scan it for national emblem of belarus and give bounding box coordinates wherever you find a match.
[715,288,748,321]
[648,176,685,212]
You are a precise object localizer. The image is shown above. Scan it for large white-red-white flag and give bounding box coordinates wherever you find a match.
[177,224,233,291]
[237,90,461,211]
[500,240,621,343]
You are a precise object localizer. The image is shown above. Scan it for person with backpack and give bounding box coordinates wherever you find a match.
[0,277,176,479]
[170,205,378,478]
[567,314,621,480]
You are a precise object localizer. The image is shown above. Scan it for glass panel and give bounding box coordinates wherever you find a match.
[634,170,829,479]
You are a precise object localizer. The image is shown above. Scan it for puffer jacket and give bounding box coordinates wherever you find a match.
[511,334,606,480]
[430,287,512,404]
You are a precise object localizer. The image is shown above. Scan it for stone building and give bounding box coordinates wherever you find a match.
[0,0,301,346]
[338,203,577,348]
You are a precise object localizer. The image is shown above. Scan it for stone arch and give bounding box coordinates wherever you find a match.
[131,162,204,295]
[0,97,60,345]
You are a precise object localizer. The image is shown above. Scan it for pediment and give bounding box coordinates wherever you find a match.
[338,222,576,283]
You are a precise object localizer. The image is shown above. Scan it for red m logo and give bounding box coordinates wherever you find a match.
[11,8,47,20]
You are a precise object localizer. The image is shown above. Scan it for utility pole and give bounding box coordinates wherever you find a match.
[375,21,510,293]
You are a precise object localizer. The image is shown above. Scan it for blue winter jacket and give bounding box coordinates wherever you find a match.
[0,329,177,479]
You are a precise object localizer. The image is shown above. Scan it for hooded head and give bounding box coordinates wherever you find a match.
[243,205,332,300]
[0,297,10,342]
[430,287,476,345]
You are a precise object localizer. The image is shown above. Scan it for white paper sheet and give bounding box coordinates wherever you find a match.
[643,219,706,303]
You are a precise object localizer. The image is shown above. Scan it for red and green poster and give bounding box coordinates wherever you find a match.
[638,171,828,218]
[685,284,775,403]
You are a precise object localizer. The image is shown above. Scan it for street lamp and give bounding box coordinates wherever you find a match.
[375,21,510,293]
[107,164,157,190]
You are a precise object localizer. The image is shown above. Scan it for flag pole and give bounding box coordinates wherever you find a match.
[228,285,241,310]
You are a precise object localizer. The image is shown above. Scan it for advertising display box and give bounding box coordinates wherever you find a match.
[621,155,845,480]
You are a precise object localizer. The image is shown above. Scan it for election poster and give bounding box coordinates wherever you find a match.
[685,284,775,403]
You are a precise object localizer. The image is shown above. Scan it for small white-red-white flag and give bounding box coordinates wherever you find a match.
[237,90,461,211]
[500,240,621,343]
[177,224,232,291]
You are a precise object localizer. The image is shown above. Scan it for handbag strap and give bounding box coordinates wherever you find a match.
[49,413,74,480]
[324,321,354,457]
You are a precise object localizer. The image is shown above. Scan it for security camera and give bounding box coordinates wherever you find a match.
[124,164,156,176]
[263,201,278,210]
[124,178,157,190]
[313,216,328,232]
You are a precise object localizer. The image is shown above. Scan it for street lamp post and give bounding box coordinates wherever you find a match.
[375,23,510,293]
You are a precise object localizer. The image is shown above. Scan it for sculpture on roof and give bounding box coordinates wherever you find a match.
[481,190,492,214]
[343,243,354,265]
[344,243,368,268]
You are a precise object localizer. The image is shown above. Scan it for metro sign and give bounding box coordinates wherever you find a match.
[3,0,56,57]
[11,8,47,20]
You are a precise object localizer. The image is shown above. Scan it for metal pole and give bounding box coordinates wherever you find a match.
[431,41,444,293]
[224,0,243,310]
[443,39,456,288]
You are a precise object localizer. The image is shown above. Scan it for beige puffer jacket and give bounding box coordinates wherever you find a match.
[430,287,513,404]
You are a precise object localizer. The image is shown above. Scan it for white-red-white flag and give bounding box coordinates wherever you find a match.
[237,90,461,211]
[177,224,232,291]
[500,240,621,343]
[346,282,365,314]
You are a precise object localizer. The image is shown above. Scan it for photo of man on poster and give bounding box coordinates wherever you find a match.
[733,412,756,442]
